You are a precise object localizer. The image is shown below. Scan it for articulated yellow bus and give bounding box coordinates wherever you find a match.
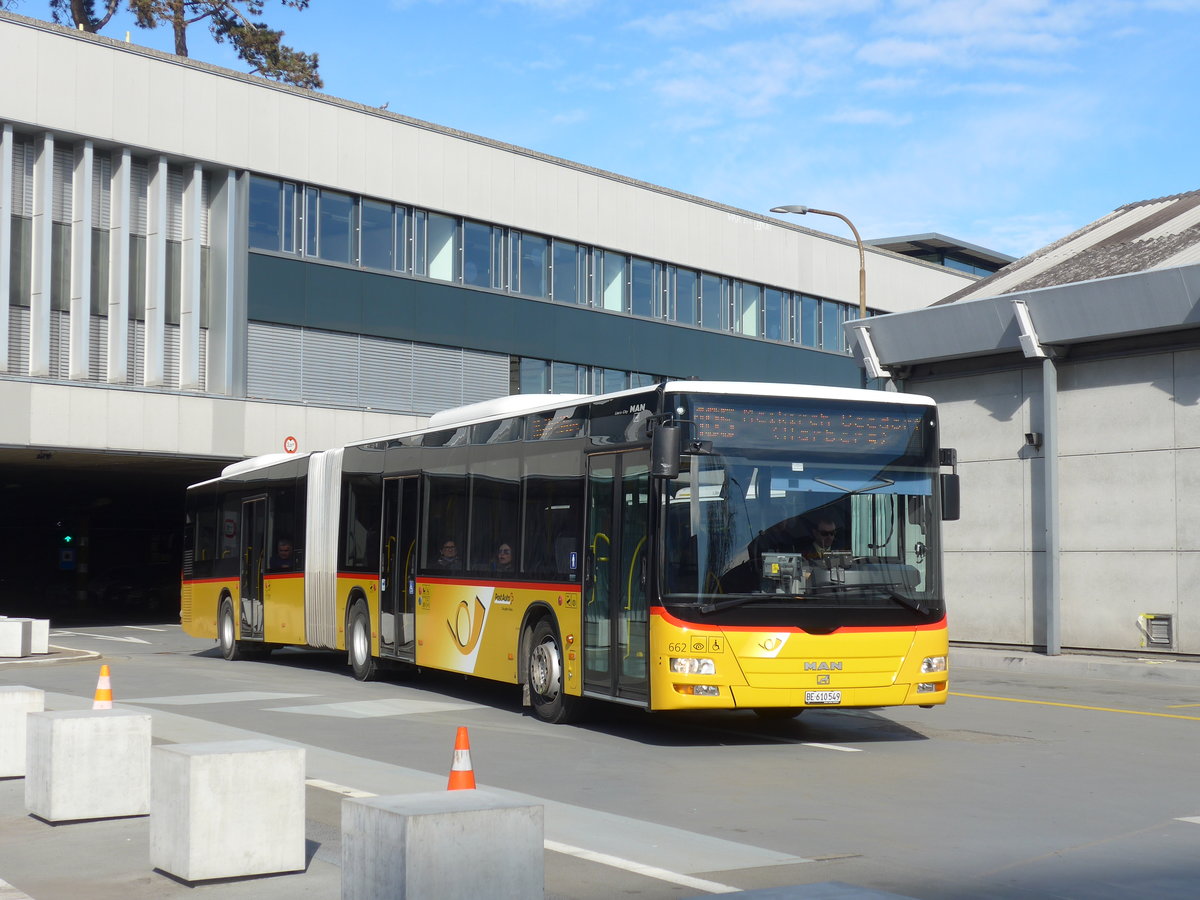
[181,381,958,723]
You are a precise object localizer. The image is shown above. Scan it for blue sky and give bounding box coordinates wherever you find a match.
[37,0,1200,258]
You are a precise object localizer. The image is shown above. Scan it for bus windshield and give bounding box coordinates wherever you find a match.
[660,395,943,621]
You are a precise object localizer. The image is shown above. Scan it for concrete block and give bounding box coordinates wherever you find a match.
[342,790,544,900]
[0,619,32,658]
[25,709,151,821]
[0,687,45,777]
[150,740,306,882]
[5,619,49,654]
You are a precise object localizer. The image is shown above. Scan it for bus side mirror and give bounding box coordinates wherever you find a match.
[651,422,681,478]
[940,473,960,521]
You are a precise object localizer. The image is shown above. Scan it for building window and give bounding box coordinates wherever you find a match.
[519,357,548,393]
[764,288,785,341]
[700,273,726,331]
[630,257,660,318]
[735,281,761,337]
[463,220,503,289]
[597,249,626,312]
[670,267,698,326]
[317,189,356,264]
[797,294,819,348]
[427,212,456,282]
[596,367,627,393]
[820,300,846,352]
[360,198,394,270]
[551,239,586,304]
[552,361,588,394]
[511,231,548,299]
[249,176,287,252]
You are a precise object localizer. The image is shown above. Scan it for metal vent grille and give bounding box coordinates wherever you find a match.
[1143,614,1173,647]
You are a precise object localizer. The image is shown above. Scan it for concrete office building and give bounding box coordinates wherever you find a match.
[859,190,1200,657]
[0,11,975,617]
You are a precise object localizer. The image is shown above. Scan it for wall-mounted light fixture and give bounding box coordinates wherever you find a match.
[1024,432,1043,449]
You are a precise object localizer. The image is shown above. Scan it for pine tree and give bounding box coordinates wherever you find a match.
[46,0,322,88]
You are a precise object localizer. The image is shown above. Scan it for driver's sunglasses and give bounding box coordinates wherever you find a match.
[818,529,837,537]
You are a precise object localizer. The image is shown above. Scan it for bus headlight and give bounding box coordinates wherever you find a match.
[669,657,715,675]
[921,655,947,674]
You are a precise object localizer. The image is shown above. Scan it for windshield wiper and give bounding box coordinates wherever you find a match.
[803,583,929,615]
[695,594,780,614]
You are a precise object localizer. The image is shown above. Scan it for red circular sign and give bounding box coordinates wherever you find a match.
[283,436,298,454]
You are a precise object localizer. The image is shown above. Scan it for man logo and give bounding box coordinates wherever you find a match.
[803,661,843,671]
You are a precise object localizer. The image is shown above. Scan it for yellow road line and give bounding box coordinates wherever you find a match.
[1166,703,1200,709]
[949,692,1200,721]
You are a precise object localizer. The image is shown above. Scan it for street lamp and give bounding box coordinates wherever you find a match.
[770,205,866,320]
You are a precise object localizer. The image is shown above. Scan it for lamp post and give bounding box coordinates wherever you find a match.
[770,205,866,320]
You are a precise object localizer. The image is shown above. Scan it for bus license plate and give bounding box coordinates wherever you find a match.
[805,690,841,705]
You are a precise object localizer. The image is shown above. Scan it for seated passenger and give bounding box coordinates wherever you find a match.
[492,542,515,573]
[270,537,296,570]
[435,539,461,570]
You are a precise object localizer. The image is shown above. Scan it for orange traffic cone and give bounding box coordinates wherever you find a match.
[446,726,476,790]
[92,664,113,709]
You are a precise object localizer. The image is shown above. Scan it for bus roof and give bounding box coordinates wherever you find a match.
[195,382,937,486]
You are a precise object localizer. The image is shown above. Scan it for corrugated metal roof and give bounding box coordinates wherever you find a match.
[936,189,1200,305]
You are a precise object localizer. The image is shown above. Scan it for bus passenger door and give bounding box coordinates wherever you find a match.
[584,452,650,703]
[239,496,267,641]
[380,476,419,659]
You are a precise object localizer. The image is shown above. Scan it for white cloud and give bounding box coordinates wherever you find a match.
[824,108,913,126]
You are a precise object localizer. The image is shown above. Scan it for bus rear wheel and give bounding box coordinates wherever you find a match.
[218,598,243,661]
[527,619,579,724]
[348,604,378,682]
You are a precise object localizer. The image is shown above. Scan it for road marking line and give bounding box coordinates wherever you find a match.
[802,742,861,752]
[50,628,151,643]
[950,692,1200,721]
[544,840,741,894]
[305,779,785,888]
[124,691,313,705]
[1166,703,1200,708]
[306,778,377,798]
[269,698,479,718]
[1176,816,1200,825]
[126,625,167,631]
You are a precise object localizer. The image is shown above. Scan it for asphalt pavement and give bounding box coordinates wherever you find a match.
[1,635,1198,900]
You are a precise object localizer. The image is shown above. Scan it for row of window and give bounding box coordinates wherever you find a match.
[249,176,863,354]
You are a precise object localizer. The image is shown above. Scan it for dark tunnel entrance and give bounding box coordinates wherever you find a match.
[0,449,229,625]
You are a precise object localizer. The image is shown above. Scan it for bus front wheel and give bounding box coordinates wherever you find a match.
[218,599,243,661]
[527,619,579,724]
[348,604,378,682]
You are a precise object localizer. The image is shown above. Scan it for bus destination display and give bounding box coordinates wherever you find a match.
[692,401,927,454]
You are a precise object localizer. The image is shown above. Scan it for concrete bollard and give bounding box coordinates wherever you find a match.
[342,790,544,900]
[0,619,32,658]
[150,740,306,882]
[0,686,45,777]
[6,619,50,654]
[25,709,151,821]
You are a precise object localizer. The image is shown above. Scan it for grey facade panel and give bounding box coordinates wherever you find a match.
[360,334,413,412]
[248,254,862,388]
[247,321,302,401]
[301,329,360,406]
[412,344,466,415]
[461,349,509,405]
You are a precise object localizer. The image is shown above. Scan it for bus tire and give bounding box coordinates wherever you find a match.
[527,619,579,724]
[218,598,243,661]
[348,603,378,682]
